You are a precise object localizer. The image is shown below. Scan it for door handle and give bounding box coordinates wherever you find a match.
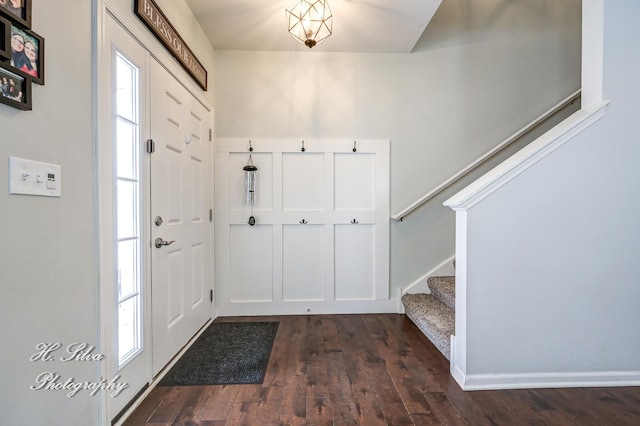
[155,237,175,248]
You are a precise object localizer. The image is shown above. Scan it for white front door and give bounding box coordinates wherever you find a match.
[149,59,213,375]
[100,13,213,423]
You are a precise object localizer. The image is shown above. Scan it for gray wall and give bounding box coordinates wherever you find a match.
[0,1,214,425]
[464,0,640,376]
[213,0,582,291]
[0,1,97,425]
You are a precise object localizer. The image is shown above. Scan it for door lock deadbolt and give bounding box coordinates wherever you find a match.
[155,216,163,226]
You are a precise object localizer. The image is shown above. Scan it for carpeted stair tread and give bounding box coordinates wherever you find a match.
[402,293,454,360]
[427,276,455,310]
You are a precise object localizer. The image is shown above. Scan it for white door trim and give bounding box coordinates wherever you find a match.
[96,11,153,422]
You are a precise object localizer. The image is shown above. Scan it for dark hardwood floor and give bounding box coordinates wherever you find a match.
[123,314,640,425]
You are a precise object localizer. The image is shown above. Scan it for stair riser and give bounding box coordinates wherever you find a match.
[427,276,455,310]
[405,310,451,360]
[402,293,454,361]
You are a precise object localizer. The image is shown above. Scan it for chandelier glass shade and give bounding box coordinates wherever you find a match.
[285,0,333,48]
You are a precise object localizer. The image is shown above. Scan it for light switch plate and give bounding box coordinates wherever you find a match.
[9,156,62,197]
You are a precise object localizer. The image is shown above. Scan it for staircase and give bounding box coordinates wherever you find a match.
[402,276,455,360]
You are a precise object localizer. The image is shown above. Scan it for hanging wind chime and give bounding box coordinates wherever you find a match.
[243,153,258,226]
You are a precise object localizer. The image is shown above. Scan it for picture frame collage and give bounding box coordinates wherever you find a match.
[0,0,44,111]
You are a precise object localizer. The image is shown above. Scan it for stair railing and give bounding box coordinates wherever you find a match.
[391,89,581,222]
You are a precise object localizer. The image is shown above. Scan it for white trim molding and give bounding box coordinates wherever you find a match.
[400,255,456,295]
[450,211,468,387]
[453,370,640,391]
[443,102,609,212]
[582,0,604,110]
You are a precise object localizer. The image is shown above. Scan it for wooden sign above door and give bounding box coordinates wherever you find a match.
[135,0,208,91]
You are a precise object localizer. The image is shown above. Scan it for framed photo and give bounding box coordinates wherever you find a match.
[0,0,31,29]
[7,22,43,84]
[0,63,31,110]
[0,15,10,60]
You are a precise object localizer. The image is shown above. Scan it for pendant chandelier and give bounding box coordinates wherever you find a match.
[285,0,333,49]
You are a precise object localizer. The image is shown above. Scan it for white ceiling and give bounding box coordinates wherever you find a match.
[184,0,443,53]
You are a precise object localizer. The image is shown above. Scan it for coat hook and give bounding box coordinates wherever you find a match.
[353,141,357,152]
[351,219,359,224]
[301,140,306,152]
[300,219,308,224]
[249,140,253,152]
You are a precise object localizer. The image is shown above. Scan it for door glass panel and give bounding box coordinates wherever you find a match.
[115,52,142,367]
[116,60,135,122]
[118,239,138,298]
[116,119,137,179]
[118,297,139,362]
[117,180,137,239]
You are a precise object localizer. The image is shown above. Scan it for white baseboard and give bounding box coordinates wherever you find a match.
[401,255,455,295]
[216,299,399,317]
[452,369,640,391]
[397,288,405,314]
[449,335,456,375]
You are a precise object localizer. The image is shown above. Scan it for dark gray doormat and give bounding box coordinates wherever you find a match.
[158,321,279,386]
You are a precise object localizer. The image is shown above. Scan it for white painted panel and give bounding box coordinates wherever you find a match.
[335,153,375,211]
[229,152,273,211]
[191,156,203,221]
[166,145,183,224]
[191,242,204,307]
[283,224,325,301]
[215,139,389,315]
[335,225,375,300]
[188,109,204,146]
[230,225,273,302]
[164,89,183,130]
[283,153,324,211]
[167,248,184,327]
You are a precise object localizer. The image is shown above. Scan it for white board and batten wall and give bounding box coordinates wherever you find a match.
[215,139,392,315]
